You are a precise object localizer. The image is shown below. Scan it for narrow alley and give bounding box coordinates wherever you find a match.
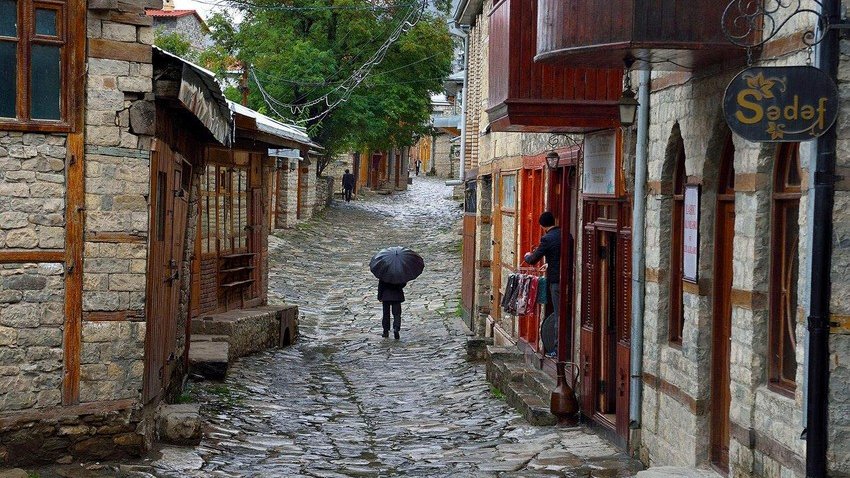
[95,177,640,478]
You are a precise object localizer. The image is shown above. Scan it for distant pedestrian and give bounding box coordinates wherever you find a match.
[378,280,406,339]
[415,159,421,176]
[342,169,356,202]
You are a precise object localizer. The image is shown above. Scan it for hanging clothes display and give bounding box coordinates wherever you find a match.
[502,271,546,317]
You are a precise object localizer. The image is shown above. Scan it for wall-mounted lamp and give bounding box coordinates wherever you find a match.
[545,151,560,169]
[618,57,639,127]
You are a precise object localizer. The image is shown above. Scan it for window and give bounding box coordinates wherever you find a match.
[501,174,516,211]
[0,0,75,129]
[199,162,251,255]
[669,140,686,344]
[769,143,801,394]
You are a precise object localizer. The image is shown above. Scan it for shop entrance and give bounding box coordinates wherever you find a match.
[711,134,736,473]
[595,230,618,424]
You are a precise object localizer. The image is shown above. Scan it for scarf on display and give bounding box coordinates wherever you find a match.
[502,272,545,316]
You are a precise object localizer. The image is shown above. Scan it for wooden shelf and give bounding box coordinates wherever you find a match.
[220,279,255,288]
[220,253,256,259]
[220,266,254,273]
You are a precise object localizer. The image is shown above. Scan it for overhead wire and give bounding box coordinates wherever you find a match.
[251,0,427,124]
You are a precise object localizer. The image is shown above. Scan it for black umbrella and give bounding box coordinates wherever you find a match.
[370,247,424,284]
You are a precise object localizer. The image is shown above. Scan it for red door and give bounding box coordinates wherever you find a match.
[144,141,191,403]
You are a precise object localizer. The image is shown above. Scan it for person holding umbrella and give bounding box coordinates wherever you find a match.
[370,246,425,340]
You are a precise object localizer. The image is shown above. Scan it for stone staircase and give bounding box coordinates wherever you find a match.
[485,345,558,426]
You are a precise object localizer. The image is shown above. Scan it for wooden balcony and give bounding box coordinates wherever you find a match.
[535,0,749,70]
[487,0,622,133]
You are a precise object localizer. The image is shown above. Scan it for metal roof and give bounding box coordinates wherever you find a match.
[228,101,322,149]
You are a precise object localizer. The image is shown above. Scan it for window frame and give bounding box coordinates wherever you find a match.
[669,140,686,345]
[768,142,802,397]
[0,0,80,132]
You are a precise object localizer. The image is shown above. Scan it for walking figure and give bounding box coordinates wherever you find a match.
[415,159,421,176]
[378,280,406,339]
[342,169,355,202]
[369,246,425,341]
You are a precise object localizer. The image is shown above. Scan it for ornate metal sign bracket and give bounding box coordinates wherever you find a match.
[722,0,850,51]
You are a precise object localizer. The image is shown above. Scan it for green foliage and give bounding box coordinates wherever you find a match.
[490,385,505,400]
[208,0,454,169]
[154,28,194,59]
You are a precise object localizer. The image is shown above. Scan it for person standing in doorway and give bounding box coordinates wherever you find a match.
[378,280,406,339]
[342,169,356,202]
[524,211,561,353]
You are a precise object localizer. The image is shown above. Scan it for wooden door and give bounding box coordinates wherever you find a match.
[711,136,736,473]
[596,230,617,420]
[144,142,189,404]
[462,181,477,330]
[580,216,598,415]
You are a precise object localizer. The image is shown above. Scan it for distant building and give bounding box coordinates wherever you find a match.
[146,0,210,51]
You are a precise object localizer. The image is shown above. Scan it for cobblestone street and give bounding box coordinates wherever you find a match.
[37,177,641,478]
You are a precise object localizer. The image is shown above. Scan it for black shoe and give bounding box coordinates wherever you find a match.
[393,330,400,340]
[382,330,389,338]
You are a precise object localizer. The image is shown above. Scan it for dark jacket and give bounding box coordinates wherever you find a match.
[378,280,406,303]
[342,173,356,189]
[525,227,561,284]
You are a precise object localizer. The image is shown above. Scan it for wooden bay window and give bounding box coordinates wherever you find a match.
[0,0,79,130]
[769,143,802,394]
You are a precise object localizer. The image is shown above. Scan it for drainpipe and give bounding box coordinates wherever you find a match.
[458,26,470,183]
[629,67,651,429]
[806,1,839,476]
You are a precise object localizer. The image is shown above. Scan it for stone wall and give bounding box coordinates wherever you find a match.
[152,15,209,52]
[638,48,811,477]
[275,164,299,228]
[432,134,454,178]
[82,7,156,405]
[0,263,65,412]
[0,133,67,250]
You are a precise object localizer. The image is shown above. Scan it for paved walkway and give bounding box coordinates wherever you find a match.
[35,177,641,477]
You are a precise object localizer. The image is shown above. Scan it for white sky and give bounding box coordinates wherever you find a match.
[173,0,218,19]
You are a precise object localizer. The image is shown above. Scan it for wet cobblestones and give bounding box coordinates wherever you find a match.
[33,177,642,477]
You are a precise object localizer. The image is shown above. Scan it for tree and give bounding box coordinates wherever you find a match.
[154,29,194,59]
[206,0,454,175]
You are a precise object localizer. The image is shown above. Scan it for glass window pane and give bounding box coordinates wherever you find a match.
[0,0,16,37]
[35,9,56,36]
[0,41,15,117]
[31,44,61,120]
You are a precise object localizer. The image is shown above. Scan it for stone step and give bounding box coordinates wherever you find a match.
[188,340,229,380]
[522,367,557,400]
[191,334,229,342]
[466,336,494,361]
[486,345,523,363]
[501,380,557,426]
[157,404,202,446]
[637,467,722,478]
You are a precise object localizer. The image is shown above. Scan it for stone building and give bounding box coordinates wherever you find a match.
[0,2,317,465]
[456,0,850,476]
[145,0,209,52]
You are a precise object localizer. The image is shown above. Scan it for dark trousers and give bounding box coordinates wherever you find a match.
[344,187,353,202]
[382,301,402,332]
[549,282,560,355]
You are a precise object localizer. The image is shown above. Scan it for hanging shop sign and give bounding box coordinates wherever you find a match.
[582,131,617,196]
[683,185,700,283]
[723,66,838,142]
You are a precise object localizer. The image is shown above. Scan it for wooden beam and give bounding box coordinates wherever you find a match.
[89,39,152,63]
[86,232,147,244]
[63,133,84,406]
[0,399,136,429]
[0,250,64,263]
